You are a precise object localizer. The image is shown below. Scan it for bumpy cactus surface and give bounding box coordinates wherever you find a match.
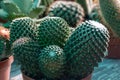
[10,17,38,44]
[12,37,43,79]
[99,0,120,37]
[38,45,65,79]
[47,1,85,27]
[0,40,5,61]
[38,17,71,48]
[64,20,110,79]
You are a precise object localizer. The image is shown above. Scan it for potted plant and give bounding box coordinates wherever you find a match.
[0,26,14,80]
[11,16,109,80]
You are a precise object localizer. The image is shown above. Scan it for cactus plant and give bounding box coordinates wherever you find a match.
[47,1,85,27]
[0,26,11,61]
[11,37,44,79]
[99,0,120,37]
[38,17,71,48]
[10,17,38,44]
[38,45,65,79]
[76,0,93,15]
[64,20,110,79]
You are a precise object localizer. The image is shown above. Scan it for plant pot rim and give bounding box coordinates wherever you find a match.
[22,73,92,80]
[0,55,14,69]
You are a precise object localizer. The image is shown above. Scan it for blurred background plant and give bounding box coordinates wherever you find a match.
[0,0,54,28]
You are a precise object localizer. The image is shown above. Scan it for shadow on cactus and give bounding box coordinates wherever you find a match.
[47,1,85,27]
[64,20,110,79]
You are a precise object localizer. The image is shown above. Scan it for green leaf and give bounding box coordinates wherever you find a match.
[28,6,46,18]
[12,0,33,14]
[1,1,21,14]
[0,9,8,19]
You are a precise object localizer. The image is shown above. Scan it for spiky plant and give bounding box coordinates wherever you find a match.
[38,17,71,48]
[11,37,44,79]
[64,20,110,79]
[10,17,38,44]
[0,26,11,61]
[38,45,65,79]
[0,40,5,61]
[47,1,85,27]
[99,0,120,37]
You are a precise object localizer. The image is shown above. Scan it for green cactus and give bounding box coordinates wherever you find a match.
[38,17,71,48]
[10,17,38,44]
[11,37,44,79]
[99,0,120,37]
[38,45,65,79]
[47,1,85,27]
[0,40,5,61]
[64,20,110,79]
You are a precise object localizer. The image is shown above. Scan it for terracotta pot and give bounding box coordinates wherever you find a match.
[0,18,7,23]
[0,56,14,80]
[22,73,92,80]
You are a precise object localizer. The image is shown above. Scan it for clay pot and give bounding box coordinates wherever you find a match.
[0,56,14,80]
[22,73,92,80]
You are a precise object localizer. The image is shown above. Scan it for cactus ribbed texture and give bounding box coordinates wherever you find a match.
[47,1,85,27]
[10,17,38,44]
[38,17,71,48]
[0,40,4,60]
[38,45,65,79]
[64,20,110,79]
[99,0,120,37]
[12,37,43,79]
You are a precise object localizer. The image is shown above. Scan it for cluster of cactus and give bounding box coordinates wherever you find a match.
[99,0,120,37]
[64,20,110,79]
[11,16,71,79]
[11,15,110,79]
[47,1,85,27]
[0,0,54,21]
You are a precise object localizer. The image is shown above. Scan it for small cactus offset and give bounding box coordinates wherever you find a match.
[12,37,43,79]
[64,20,110,79]
[99,0,120,37]
[38,45,65,79]
[38,17,71,48]
[0,40,5,61]
[47,1,85,27]
[10,17,38,44]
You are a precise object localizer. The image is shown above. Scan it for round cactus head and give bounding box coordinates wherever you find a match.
[99,0,120,37]
[10,17,38,44]
[38,16,71,48]
[38,45,65,79]
[11,37,43,79]
[47,1,85,27]
[64,20,110,79]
